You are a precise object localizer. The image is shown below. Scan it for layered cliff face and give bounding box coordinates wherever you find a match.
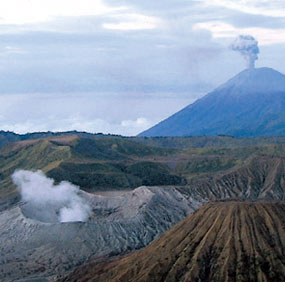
[140,67,285,137]
[186,156,285,201]
[64,201,285,282]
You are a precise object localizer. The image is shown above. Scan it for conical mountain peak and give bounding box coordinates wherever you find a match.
[139,67,285,137]
[216,67,285,95]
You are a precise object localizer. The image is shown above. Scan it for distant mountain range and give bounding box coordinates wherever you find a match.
[139,67,285,137]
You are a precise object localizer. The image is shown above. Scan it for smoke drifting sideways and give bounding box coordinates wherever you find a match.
[230,35,259,69]
[12,170,91,223]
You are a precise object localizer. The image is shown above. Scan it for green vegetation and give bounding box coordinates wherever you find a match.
[125,162,185,186]
[47,162,142,190]
[132,136,285,149]
[176,157,238,174]
[2,133,285,207]
[0,140,72,210]
[0,136,179,201]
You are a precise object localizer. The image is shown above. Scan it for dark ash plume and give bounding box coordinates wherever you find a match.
[230,35,259,69]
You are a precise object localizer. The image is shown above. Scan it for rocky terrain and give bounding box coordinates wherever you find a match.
[2,152,285,281]
[0,186,202,281]
[1,134,285,281]
[187,156,285,201]
[64,201,285,282]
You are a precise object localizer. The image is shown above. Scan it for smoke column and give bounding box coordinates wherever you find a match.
[12,170,91,223]
[230,35,259,69]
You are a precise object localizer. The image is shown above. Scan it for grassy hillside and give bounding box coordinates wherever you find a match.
[133,136,285,149]
[2,133,285,209]
[3,130,285,149]
[0,135,182,209]
[0,138,72,209]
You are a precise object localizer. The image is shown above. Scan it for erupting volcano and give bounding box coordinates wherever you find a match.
[139,67,285,137]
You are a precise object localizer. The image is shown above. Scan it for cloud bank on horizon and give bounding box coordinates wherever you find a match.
[0,0,284,135]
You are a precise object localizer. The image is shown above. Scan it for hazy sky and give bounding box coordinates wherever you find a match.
[1,0,285,135]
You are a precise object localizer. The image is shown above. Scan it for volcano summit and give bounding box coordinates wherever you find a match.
[139,67,285,137]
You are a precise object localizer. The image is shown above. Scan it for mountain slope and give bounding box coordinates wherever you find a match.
[0,135,178,200]
[2,135,285,280]
[64,201,285,282]
[186,156,285,201]
[139,67,285,137]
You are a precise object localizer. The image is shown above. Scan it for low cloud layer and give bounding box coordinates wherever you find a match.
[0,1,284,135]
[0,92,194,136]
[12,170,91,223]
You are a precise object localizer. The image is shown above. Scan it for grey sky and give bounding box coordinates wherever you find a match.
[0,0,285,135]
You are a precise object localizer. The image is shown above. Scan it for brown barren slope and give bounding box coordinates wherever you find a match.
[63,201,285,282]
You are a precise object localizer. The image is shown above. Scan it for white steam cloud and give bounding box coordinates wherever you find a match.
[12,170,91,223]
[230,35,259,69]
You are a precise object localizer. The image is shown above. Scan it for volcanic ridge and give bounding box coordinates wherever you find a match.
[63,201,285,282]
[1,134,285,281]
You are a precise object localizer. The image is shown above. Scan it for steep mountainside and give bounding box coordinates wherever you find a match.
[64,201,285,282]
[186,156,285,201]
[139,67,285,137]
